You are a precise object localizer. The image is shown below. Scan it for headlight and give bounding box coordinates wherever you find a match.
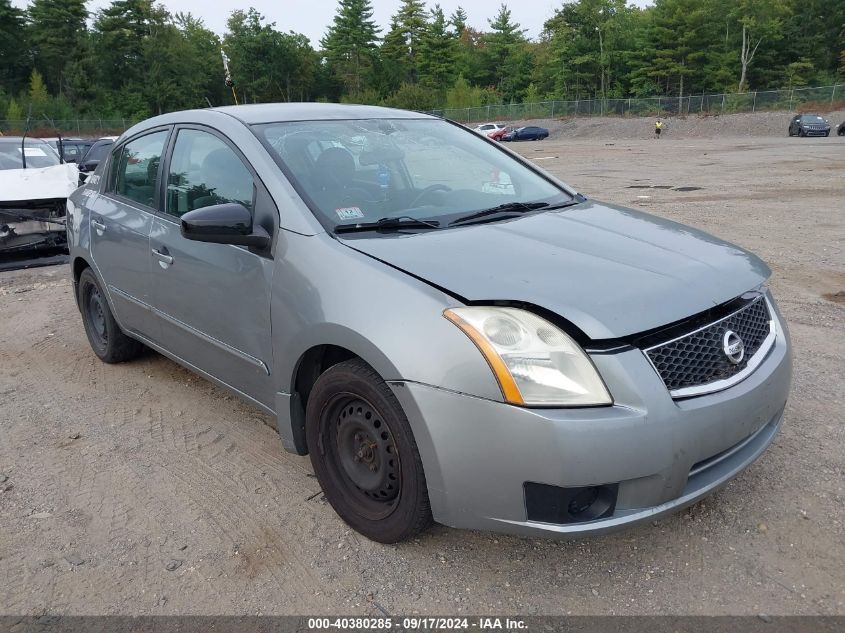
[444,307,612,406]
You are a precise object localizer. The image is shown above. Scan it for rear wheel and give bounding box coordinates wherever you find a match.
[305,359,432,543]
[78,268,144,363]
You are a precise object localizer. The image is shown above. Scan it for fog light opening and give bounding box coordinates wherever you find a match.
[524,482,618,525]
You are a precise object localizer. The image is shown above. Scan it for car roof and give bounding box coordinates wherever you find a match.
[0,137,52,144]
[119,102,439,145]
[125,103,436,133]
[211,103,434,124]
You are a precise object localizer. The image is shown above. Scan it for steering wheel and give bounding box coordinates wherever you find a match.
[409,184,452,208]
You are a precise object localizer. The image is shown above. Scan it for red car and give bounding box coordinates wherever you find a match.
[487,126,514,141]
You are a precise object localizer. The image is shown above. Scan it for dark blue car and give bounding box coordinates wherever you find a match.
[502,126,549,141]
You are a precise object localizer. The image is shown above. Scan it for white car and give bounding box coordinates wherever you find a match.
[0,137,78,254]
[473,122,506,135]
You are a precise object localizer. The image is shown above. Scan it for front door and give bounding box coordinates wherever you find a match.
[89,129,170,340]
[149,127,275,407]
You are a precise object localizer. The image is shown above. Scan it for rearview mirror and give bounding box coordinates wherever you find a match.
[180,203,270,249]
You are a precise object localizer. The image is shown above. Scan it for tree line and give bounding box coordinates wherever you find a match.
[1,0,843,125]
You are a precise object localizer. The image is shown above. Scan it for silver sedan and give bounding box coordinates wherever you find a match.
[67,104,792,543]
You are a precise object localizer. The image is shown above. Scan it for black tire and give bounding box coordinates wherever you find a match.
[78,268,144,363]
[305,358,432,543]
[788,128,794,137]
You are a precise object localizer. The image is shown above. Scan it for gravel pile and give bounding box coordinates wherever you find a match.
[506,109,845,140]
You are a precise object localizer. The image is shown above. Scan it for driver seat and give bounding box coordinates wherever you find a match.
[314,147,356,193]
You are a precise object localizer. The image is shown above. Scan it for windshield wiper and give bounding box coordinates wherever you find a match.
[448,201,550,226]
[449,199,581,227]
[334,216,441,234]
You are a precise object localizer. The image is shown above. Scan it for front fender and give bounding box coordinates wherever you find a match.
[271,231,503,451]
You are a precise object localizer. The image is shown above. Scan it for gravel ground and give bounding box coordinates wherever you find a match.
[506,109,845,140]
[0,133,843,616]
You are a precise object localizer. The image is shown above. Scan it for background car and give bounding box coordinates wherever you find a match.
[0,137,77,254]
[837,121,845,136]
[77,136,117,174]
[487,126,515,141]
[502,126,550,141]
[473,122,506,135]
[42,137,95,163]
[788,114,830,137]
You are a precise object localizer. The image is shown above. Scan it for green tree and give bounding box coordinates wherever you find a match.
[733,0,787,91]
[449,6,467,36]
[0,0,28,95]
[224,9,318,104]
[29,69,50,109]
[417,5,456,91]
[481,4,528,99]
[6,97,23,122]
[27,0,88,93]
[381,0,428,83]
[322,0,380,94]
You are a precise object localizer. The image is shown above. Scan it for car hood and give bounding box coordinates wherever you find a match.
[0,163,78,203]
[342,200,770,339]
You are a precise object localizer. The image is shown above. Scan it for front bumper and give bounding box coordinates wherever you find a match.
[801,128,830,136]
[0,200,67,254]
[389,301,792,537]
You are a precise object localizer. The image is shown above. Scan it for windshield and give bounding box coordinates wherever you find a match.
[255,118,569,231]
[0,139,61,170]
[801,115,825,122]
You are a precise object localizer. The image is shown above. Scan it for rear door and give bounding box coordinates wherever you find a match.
[149,125,276,407]
[89,128,170,340]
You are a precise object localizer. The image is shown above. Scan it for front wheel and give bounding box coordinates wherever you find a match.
[305,359,432,543]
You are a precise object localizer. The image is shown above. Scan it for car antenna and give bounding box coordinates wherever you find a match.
[21,104,33,169]
[204,96,214,108]
[42,114,64,164]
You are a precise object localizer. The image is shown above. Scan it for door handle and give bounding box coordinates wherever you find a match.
[151,248,174,266]
[91,218,106,232]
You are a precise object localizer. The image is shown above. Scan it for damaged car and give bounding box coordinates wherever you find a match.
[0,137,79,254]
[67,104,792,543]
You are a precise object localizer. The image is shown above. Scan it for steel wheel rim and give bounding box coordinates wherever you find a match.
[86,285,107,346]
[321,393,401,521]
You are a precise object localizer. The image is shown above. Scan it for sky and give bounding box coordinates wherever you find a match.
[12,0,653,46]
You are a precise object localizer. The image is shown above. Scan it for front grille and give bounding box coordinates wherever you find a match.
[645,296,773,396]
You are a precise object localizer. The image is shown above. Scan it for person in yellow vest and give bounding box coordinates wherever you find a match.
[655,119,663,139]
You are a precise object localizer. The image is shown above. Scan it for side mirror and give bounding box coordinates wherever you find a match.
[180,203,270,249]
[80,159,99,172]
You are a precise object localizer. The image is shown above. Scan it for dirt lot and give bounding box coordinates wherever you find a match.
[1,134,843,616]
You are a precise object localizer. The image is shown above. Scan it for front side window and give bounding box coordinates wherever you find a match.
[165,129,254,218]
[255,118,568,231]
[112,132,167,208]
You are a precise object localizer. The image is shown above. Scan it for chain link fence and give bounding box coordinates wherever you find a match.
[430,84,845,123]
[1,84,842,133]
[0,118,136,136]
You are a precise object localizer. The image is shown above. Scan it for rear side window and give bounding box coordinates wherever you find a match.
[111,132,167,208]
[165,129,254,218]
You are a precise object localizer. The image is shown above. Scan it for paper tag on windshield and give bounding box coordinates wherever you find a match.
[18,147,47,157]
[336,207,364,220]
